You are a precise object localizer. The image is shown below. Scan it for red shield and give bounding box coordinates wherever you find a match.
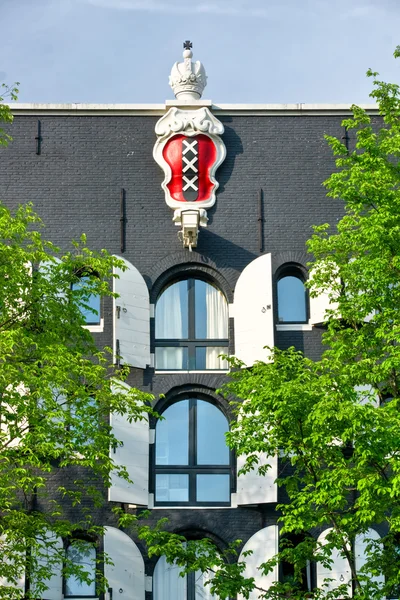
[162,134,218,203]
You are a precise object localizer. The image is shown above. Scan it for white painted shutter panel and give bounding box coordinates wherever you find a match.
[109,383,149,505]
[153,555,186,600]
[30,533,63,600]
[113,256,150,369]
[234,254,274,366]
[104,527,145,600]
[308,264,339,325]
[237,452,277,505]
[0,535,25,596]
[355,529,384,591]
[238,525,278,600]
[316,528,352,596]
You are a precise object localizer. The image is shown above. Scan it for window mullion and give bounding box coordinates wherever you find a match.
[188,279,196,339]
[189,399,197,504]
[187,571,195,600]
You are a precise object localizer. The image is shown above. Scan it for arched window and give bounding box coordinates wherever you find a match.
[277,268,307,324]
[154,399,231,505]
[155,278,228,370]
[64,540,96,597]
[280,533,313,593]
[154,554,217,600]
[71,273,100,325]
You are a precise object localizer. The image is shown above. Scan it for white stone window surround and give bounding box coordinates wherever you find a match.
[83,318,104,333]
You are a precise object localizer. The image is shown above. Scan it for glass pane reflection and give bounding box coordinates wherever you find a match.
[197,400,229,465]
[156,401,189,465]
[196,474,230,502]
[277,275,307,323]
[156,474,189,502]
[71,277,100,325]
[65,542,96,597]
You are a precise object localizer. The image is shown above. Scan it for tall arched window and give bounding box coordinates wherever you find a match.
[154,398,231,505]
[154,554,217,600]
[280,533,313,593]
[155,278,228,370]
[277,267,307,324]
[64,540,96,597]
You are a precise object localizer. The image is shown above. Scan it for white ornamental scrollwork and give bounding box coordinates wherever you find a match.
[155,107,225,141]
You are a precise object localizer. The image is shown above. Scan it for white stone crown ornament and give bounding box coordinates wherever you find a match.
[169,42,207,101]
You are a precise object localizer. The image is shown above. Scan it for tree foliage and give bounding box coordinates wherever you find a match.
[138,53,400,599]
[0,203,153,598]
[0,82,19,147]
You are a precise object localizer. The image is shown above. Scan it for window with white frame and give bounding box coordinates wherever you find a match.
[277,267,307,324]
[155,278,228,370]
[154,398,231,506]
[64,540,96,598]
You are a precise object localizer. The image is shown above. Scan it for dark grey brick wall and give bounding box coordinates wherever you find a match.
[0,111,361,577]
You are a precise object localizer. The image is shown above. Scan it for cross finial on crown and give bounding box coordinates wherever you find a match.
[183,40,192,50]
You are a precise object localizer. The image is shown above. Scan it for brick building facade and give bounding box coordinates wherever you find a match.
[0,46,383,600]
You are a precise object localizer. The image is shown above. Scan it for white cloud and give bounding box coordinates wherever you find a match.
[85,0,270,17]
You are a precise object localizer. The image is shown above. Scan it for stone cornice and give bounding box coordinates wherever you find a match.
[8,102,380,117]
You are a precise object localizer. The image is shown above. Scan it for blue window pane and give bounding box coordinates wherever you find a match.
[197,400,229,465]
[156,401,189,465]
[277,275,307,323]
[156,474,189,502]
[71,277,100,325]
[155,347,188,370]
[196,474,230,502]
[156,281,188,339]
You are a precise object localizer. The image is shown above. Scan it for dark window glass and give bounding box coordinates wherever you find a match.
[155,278,228,370]
[154,399,231,505]
[277,275,307,323]
[280,534,312,593]
[71,276,100,325]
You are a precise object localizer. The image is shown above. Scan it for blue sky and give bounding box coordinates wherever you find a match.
[1,0,400,104]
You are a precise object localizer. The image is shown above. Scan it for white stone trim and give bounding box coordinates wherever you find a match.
[150,303,155,318]
[9,102,379,117]
[276,323,313,331]
[83,318,104,333]
[151,505,234,510]
[145,576,153,592]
